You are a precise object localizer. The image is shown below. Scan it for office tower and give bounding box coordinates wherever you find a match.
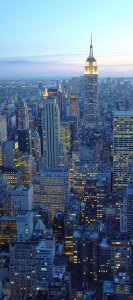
[53,254,69,279]
[8,113,16,132]
[17,100,29,129]
[0,282,2,299]
[42,97,60,168]
[33,168,70,221]
[0,144,2,167]
[64,200,80,261]
[0,174,11,216]
[1,169,22,189]
[111,240,131,278]
[35,102,44,155]
[60,121,71,158]
[58,140,67,167]
[103,279,133,300]
[31,130,41,161]
[34,203,50,226]
[11,184,33,214]
[10,241,36,299]
[57,86,64,117]
[31,130,41,171]
[15,153,33,184]
[96,178,107,221]
[0,215,16,245]
[8,113,17,140]
[73,226,99,286]
[120,181,133,236]
[53,212,64,242]
[69,93,78,117]
[0,114,7,142]
[99,239,111,280]
[84,36,98,126]
[9,229,55,298]
[18,129,31,154]
[16,211,34,241]
[2,141,18,169]
[113,111,133,193]
[48,272,71,300]
[36,235,55,288]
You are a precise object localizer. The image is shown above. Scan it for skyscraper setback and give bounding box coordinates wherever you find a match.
[84,36,98,126]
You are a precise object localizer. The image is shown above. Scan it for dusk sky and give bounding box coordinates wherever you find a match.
[0,0,133,78]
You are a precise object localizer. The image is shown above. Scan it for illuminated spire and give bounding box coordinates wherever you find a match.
[89,33,93,57]
[84,34,98,75]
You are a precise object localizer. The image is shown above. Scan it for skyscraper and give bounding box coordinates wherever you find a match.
[18,129,31,154]
[120,181,133,236]
[0,114,7,142]
[33,168,69,221]
[84,36,98,126]
[42,97,60,168]
[113,111,133,193]
[2,140,18,168]
[11,184,34,214]
[17,100,29,130]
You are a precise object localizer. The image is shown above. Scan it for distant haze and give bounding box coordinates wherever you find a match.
[0,0,133,78]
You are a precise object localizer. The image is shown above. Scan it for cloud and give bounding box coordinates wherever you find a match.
[99,64,133,68]
[0,53,133,78]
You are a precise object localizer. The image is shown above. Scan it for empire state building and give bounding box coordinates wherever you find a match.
[84,36,98,126]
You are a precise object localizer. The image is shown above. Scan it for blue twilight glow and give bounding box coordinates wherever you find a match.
[0,0,133,78]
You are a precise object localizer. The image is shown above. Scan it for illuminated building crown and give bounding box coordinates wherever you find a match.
[84,34,98,75]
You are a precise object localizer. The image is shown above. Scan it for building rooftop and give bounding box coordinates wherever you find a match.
[114,110,133,117]
[103,281,114,294]
[99,239,110,249]
[0,216,16,221]
[37,239,54,251]
[14,184,32,192]
[73,225,99,239]
[16,210,33,217]
[34,218,45,231]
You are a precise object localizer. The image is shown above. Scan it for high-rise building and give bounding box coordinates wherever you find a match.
[18,129,31,154]
[69,94,78,117]
[73,226,99,285]
[84,36,98,126]
[15,152,33,184]
[1,168,22,189]
[16,210,34,242]
[31,130,41,160]
[2,141,18,169]
[36,236,55,288]
[99,239,111,280]
[48,272,71,300]
[11,184,34,214]
[111,240,131,278]
[0,215,16,245]
[0,174,11,216]
[0,114,7,142]
[42,97,60,168]
[17,101,29,130]
[9,228,55,298]
[33,168,70,221]
[113,111,133,193]
[60,121,71,158]
[10,241,36,298]
[120,181,133,236]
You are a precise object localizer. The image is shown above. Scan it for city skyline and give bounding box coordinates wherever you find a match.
[0,0,133,78]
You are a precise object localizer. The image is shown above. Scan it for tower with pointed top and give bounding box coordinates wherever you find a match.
[84,36,98,126]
